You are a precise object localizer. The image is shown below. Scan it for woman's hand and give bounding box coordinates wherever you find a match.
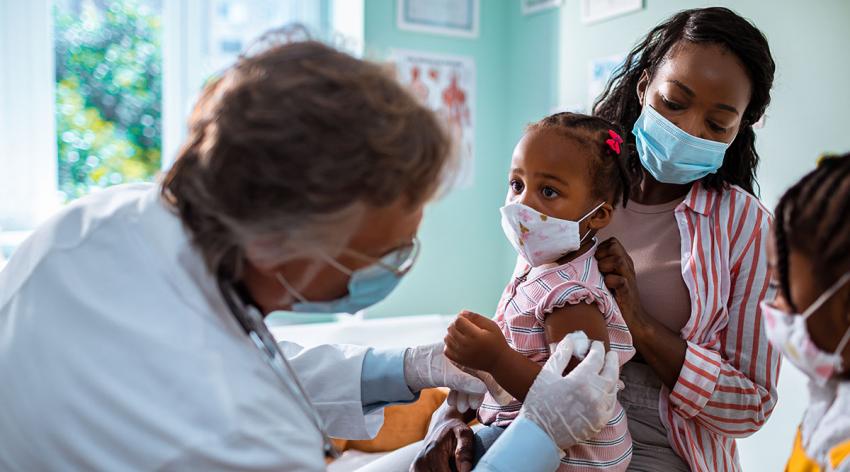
[595,237,687,389]
[411,402,475,472]
[444,311,510,373]
[595,237,647,331]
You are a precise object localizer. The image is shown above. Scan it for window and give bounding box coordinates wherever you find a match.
[160,0,363,170]
[54,0,164,200]
[0,0,363,258]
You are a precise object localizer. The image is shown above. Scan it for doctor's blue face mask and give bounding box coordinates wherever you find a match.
[632,104,732,185]
[275,238,420,315]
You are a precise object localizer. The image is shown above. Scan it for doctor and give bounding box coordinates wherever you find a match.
[0,40,620,470]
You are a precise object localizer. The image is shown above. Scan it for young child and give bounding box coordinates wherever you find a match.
[762,153,850,472]
[444,112,636,470]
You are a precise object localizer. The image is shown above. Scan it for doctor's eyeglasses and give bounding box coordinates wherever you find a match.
[326,237,421,278]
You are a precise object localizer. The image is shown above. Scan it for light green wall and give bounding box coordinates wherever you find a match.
[557,0,850,211]
[362,0,516,318]
[359,2,571,319]
[506,3,561,146]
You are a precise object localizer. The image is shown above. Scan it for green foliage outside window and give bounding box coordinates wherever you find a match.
[54,0,162,200]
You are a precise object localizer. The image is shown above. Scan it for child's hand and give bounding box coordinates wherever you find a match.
[444,310,510,373]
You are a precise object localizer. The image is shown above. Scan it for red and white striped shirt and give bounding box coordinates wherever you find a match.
[479,243,635,471]
[646,182,780,471]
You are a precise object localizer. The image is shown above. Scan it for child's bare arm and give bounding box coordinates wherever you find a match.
[443,304,609,403]
[544,303,610,351]
[443,311,541,402]
[484,346,542,402]
[491,303,611,401]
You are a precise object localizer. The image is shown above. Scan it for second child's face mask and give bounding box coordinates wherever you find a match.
[761,272,850,386]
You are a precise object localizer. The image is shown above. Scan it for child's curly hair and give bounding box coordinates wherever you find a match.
[526,112,634,208]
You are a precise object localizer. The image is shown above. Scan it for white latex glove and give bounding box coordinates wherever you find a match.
[404,342,486,397]
[446,367,513,413]
[446,390,482,413]
[517,334,620,451]
[476,369,514,406]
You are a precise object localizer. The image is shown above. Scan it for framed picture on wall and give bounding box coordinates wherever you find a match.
[397,0,479,38]
[580,0,643,24]
[588,53,626,111]
[521,0,562,15]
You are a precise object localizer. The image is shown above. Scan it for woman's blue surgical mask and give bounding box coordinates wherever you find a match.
[632,105,731,185]
[276,239,419,314]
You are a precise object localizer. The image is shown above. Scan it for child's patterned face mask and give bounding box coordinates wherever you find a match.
[499,201,603,267]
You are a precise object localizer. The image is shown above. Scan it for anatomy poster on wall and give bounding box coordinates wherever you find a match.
[392,50,476,187]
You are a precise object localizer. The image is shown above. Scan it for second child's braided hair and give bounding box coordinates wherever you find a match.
[774,153,850,312]
[527,112,633,208]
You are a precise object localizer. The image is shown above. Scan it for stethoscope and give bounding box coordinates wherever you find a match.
[217,276,340,460]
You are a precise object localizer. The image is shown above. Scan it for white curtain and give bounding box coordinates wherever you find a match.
[0,0,59,231]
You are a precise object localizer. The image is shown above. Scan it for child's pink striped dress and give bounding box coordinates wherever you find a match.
[478,241,635,471]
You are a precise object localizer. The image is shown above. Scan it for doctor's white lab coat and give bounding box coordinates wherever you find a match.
[0,184,386,471]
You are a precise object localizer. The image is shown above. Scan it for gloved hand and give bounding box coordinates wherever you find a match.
[477,369,513,405]
[446,390,482,414]
[447,368,513,414]
[517,334,620,450]
[404,342,486,397]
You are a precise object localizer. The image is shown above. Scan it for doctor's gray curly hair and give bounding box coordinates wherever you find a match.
[162,40,453,280]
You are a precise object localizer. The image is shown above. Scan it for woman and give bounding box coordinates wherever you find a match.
[0,39,620,470]
[593,7,779,471]
[417,8,778,472]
